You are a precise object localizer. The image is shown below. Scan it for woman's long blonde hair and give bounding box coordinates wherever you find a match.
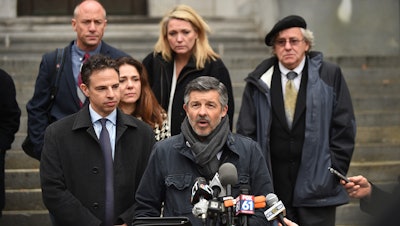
[154,4,219,69]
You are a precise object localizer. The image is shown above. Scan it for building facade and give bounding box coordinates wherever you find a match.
[0,0,399,56]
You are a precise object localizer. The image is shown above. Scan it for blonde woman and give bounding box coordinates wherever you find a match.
[142,4,234,135]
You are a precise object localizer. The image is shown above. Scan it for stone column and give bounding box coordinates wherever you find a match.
[0,0,17,18]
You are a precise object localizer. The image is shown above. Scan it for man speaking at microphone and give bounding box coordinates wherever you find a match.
[134,76,274,226]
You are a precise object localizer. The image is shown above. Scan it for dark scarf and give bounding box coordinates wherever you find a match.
[181,116,230,179]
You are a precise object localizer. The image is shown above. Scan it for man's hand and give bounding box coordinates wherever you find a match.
[278,217,298,226]
[341,175,372,199]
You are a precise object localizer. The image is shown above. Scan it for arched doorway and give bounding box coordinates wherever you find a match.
[17,0,148,16]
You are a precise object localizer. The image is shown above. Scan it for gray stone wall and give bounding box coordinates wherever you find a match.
[0,0,17,18]
[274,0,400,57]
[148,0,243,17]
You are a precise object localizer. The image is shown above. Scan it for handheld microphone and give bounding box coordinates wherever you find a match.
[219,163,238,226]
[264,193,287,226]
[191,177,213,204]
[191,177,213,222]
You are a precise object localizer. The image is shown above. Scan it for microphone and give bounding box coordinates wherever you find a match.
[219,163,238,226]
[209,172,226,198]
[192,199,209,223]
[191,177,213,204]
[235,186,254,226]
[219,163,238,199]
[207,197,224,224]
[207,173,225,225]
[191,177,213,222]
[264,193,287,226]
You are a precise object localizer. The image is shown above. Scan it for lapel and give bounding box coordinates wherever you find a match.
[115,109,133,143]
[99,41,110,55]
[291,69,308,128]
[114,109,140,154]
[72,105,97,141]
[270,68,290,131]
[62,46,82,108]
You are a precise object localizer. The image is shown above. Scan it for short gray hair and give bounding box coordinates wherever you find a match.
[301,28,315,50]
[184,76,228,107]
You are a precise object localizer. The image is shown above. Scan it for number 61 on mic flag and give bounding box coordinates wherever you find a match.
[235,194,255,215]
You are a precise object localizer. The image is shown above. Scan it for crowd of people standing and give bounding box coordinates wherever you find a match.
[2,1,396,226]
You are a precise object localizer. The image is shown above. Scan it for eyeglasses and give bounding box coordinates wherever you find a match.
[274,38,304,47]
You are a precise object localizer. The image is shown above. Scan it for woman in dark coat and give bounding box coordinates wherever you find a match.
[143,4,234,135]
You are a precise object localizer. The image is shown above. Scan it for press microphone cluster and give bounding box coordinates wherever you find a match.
[191,163,269,226]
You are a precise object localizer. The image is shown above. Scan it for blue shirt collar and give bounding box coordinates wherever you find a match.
[72,41,102,58]
[89,105,117,126]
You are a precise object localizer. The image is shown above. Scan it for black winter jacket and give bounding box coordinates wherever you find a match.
[143,53,235,135]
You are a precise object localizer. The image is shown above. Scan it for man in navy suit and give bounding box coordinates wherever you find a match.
[26,0,129,160]
[40,54,155,226]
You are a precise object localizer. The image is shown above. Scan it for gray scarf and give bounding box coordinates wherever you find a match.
[181,116,230,179]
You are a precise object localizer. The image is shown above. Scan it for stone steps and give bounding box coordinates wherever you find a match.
[0,16,262,62]
[0,210,51,226]
[5,159,399,192]
[5,59,400,110]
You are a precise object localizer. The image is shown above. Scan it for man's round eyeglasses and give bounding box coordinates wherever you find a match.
[274,38,304,47]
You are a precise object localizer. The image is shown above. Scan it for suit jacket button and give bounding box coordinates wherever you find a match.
[92,202,99,209]
[92,167,99,174]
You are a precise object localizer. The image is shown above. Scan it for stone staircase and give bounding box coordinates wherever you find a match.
[327,57,400,225]
[0,16,399,226]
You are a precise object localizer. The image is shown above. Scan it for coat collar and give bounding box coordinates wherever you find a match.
[72,106,140,144]
[72,105,139,131]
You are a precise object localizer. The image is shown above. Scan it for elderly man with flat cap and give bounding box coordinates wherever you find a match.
[236,15,356,226]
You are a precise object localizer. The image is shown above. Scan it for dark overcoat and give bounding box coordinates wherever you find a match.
[40,106,155,226]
